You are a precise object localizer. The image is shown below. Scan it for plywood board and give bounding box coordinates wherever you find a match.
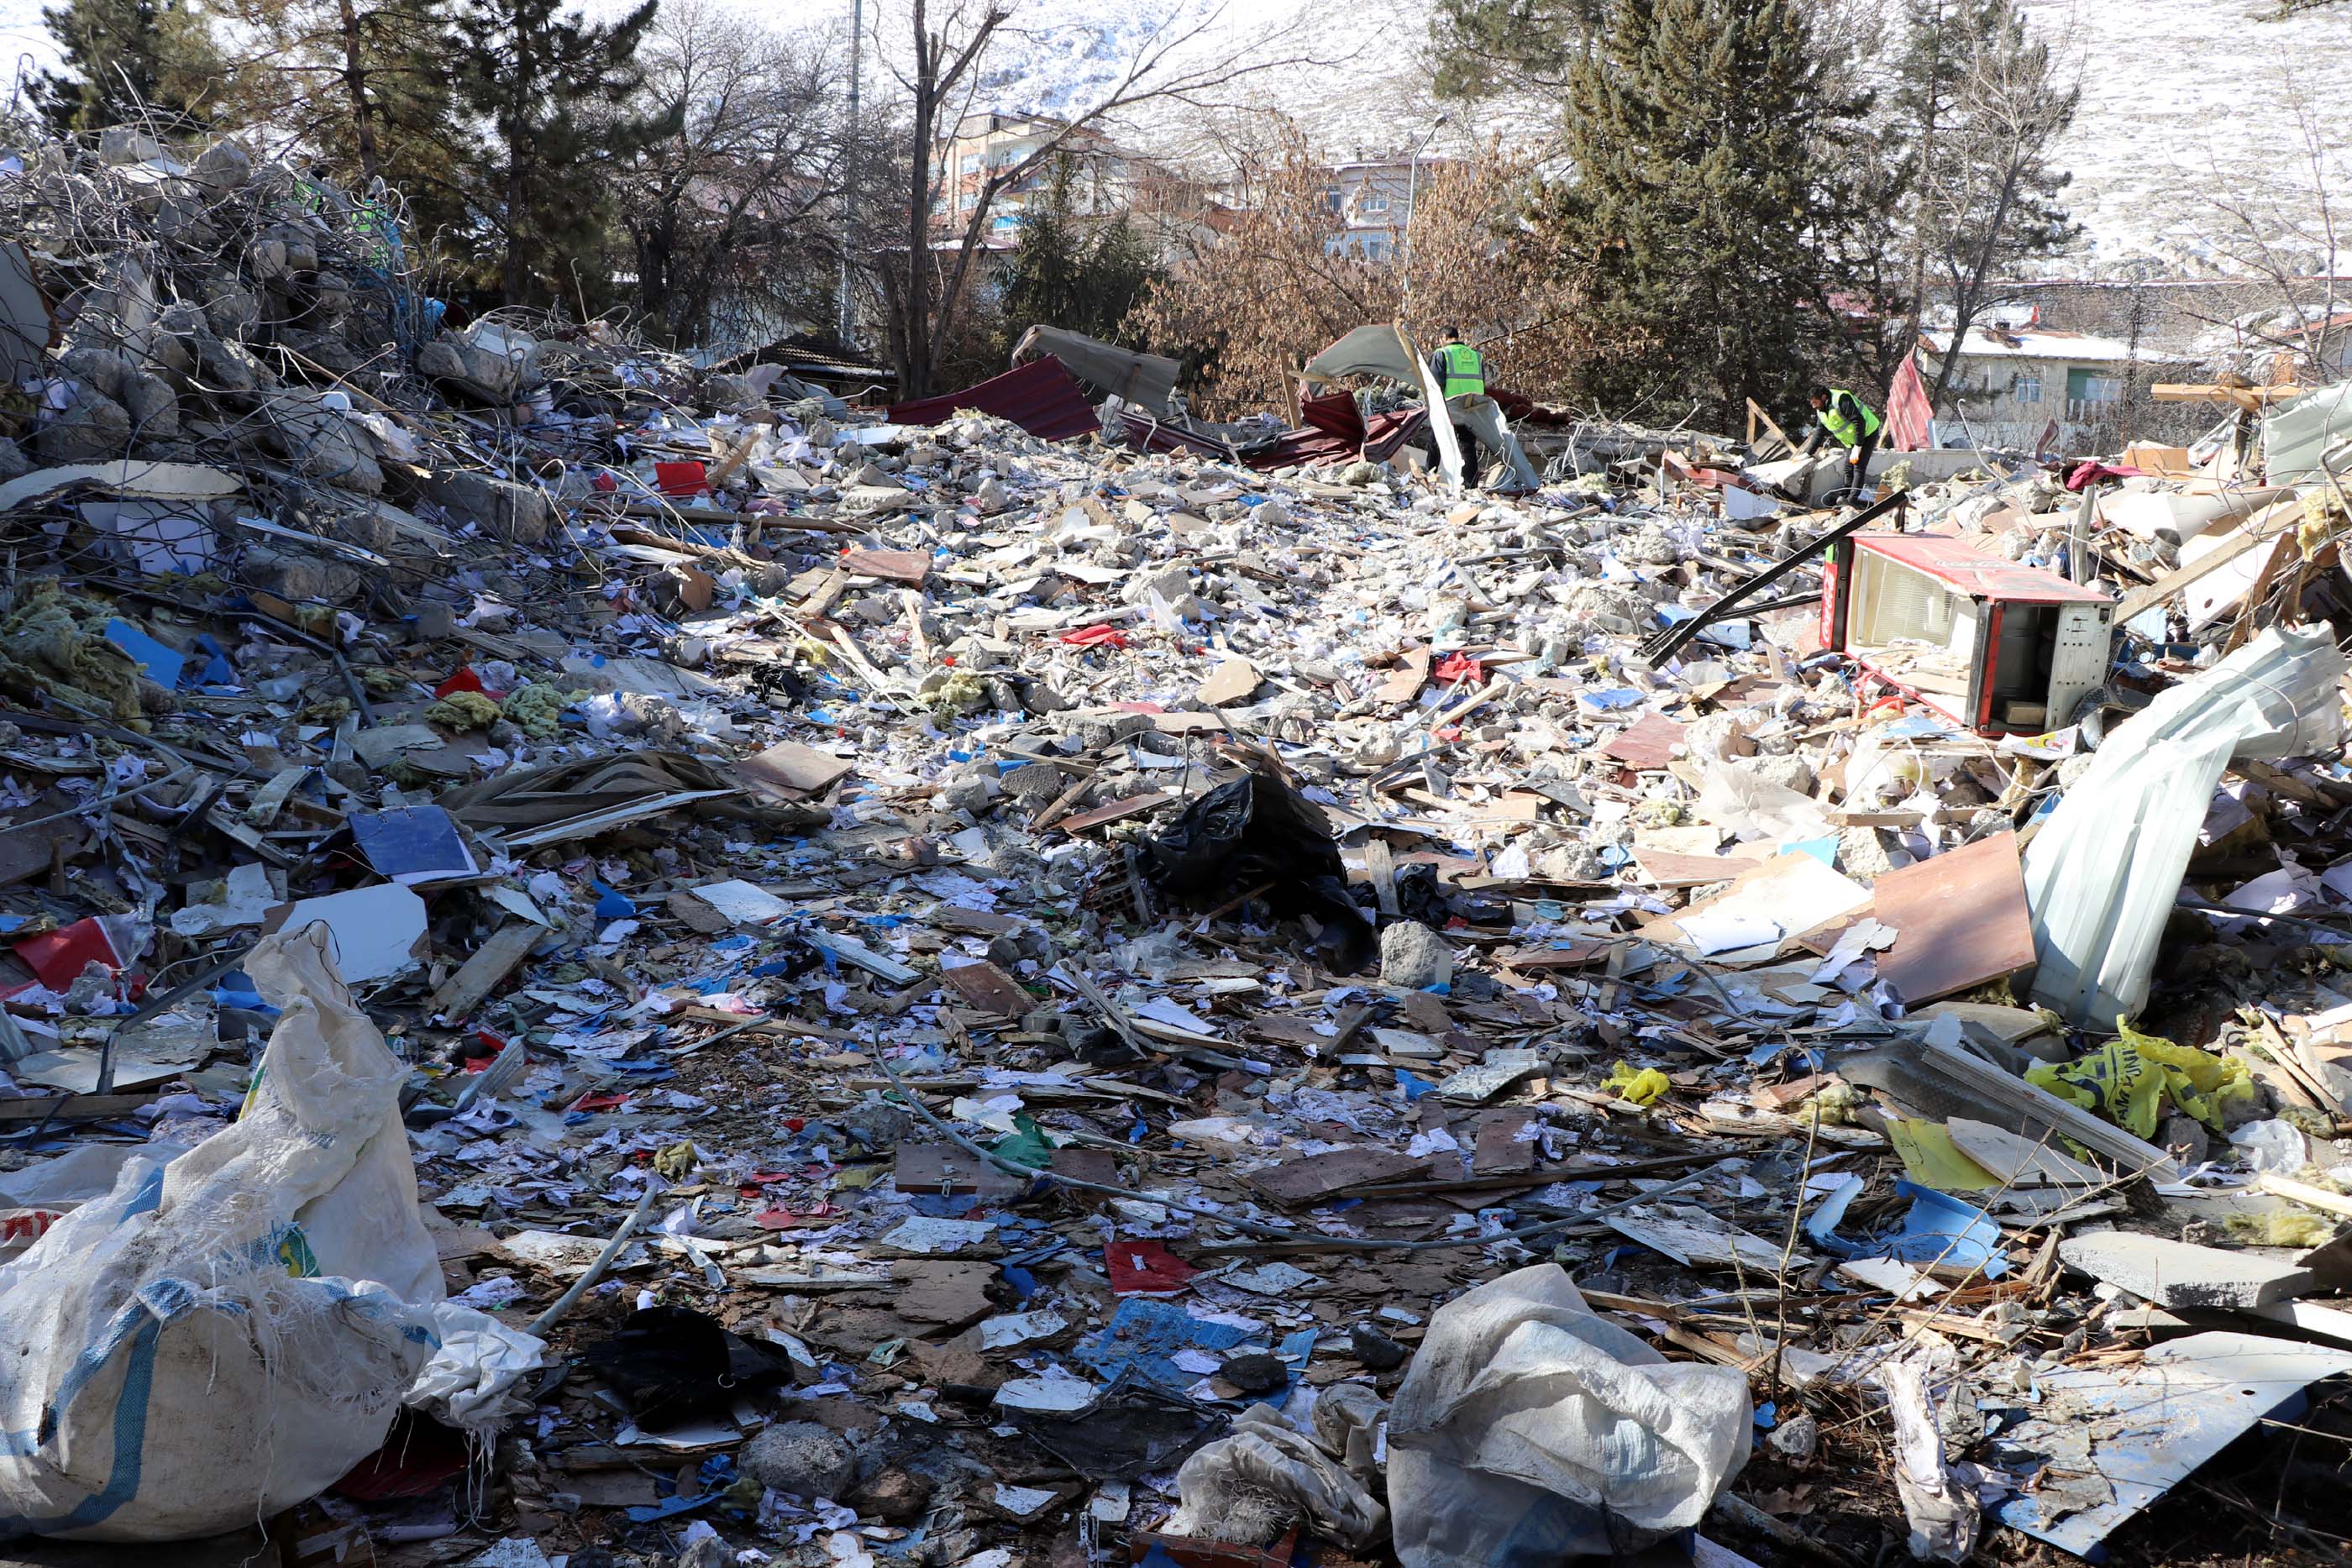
[1868,831,2035,1004]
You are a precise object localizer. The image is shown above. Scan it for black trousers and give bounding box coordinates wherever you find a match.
[1832,432,1880,498]
[1428,419,1487,485]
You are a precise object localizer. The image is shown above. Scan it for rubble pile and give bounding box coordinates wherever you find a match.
[8,130,2352,1568]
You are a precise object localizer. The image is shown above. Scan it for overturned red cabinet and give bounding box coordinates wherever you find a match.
[1822,532,2113,735]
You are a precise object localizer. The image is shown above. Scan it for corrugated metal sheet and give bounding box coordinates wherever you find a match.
[887,358,1099,442]
[1118,396,1427,471]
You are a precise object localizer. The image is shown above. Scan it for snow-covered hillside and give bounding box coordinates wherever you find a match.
[6,0,2344,281]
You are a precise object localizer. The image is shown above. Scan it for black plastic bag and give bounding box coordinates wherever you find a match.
[1139,755,1374,972]
[580,1305,796,1428]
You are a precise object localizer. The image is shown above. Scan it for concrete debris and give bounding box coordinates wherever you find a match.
[7,123,2352,1568]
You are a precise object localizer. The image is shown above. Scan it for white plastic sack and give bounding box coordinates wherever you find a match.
[1167,1403,1388,1549]
[1387,1263,1751,1566]
[408,1302,548,1435]
[0,926,444,1540]
[2025,625,2347,1025]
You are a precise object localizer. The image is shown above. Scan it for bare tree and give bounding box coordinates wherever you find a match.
[1899,0,2083,411]
[617,0,847,347]
[1130,114,1604,417]
[2196,73,2345,386]
[875,0,1322,399]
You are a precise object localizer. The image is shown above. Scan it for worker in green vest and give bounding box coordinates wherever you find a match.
[1796,384,1884,500]
[1425,326,1489,488]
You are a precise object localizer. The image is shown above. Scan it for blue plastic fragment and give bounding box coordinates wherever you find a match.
[104,620,185,688]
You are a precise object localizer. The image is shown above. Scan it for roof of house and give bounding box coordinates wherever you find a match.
[1919,326,2137,363]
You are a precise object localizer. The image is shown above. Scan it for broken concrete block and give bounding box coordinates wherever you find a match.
[240,543,365,604]
[741,1420,856,1500]
[204,283,263,339]
[34,389,129,462]
[1731,751,1815,796]
[255,391,384,493]
[422,469,553,544]
[97,126,167,165]
[2061,1231,2313,1309]
[1121,564,1194,607]
[193,328,264,394]
[1379,920,1454,990]
[121,368,180,438]
[417,323,537,404]
[191,138,253,193]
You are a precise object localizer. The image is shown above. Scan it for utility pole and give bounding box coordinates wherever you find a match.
[1399,113,1448,312]
[836,0,862,349]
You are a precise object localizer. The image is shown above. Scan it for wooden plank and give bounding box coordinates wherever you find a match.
[1471,1109,1539,1176]
[839,548,932,585]
[1055,792,1169,833]
[1375,645,1431,706]
[2111,506,2300,626]
[1604,711,1688,770]
[732,739,853,801]
[0,1092,160,1122]
[428,920,543,1020]
[2222,530,2300,653]
[1246,1147,1433,1207]
[2151,383,2303,406]
[941,960,1032,1018]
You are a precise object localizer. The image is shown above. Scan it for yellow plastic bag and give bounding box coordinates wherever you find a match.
[1606,1062,1670,1107]
[2024,1018,2256,1138]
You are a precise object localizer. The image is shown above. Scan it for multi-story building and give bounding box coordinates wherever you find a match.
[934,113,1147,246]
[1318,152,1450,261]
[1917,306,2176,450]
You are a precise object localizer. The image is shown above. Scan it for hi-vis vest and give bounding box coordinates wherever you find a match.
[1820,388,1884,448]
[1438,342,1485,400]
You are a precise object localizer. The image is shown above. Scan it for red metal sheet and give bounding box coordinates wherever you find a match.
[887,356,1099,442]
[1851,533,2110,604]
[1118,401,1427,471]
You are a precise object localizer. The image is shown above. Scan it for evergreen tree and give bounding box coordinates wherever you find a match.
[1000,155,1163,348]
[448,0,680,306]
[1534,0,1871,427]
[34,0,221,133]
[217,0,473,246]
[1428,0,1604,100]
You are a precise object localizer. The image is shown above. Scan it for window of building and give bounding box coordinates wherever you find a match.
[2066,367,2122,403]
[960,154,980,174]
[1320,188,1341,215]
[1361,234,1390,260]
[2011,371,2042,404]
[1361,193,1389,214]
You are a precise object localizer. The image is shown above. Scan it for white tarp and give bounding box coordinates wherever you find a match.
[2024,624,2347,1025]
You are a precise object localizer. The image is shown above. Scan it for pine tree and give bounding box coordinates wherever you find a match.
[34,0,222,133]
[448,0,680,306]
[1000,155,1163,348]
[1428,0,1605,99]
[217,0,473,244]
[1535,0,1871,427]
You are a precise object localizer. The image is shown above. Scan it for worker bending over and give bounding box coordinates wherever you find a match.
[1426,326,1489,489]
[1795,384,1882,501]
